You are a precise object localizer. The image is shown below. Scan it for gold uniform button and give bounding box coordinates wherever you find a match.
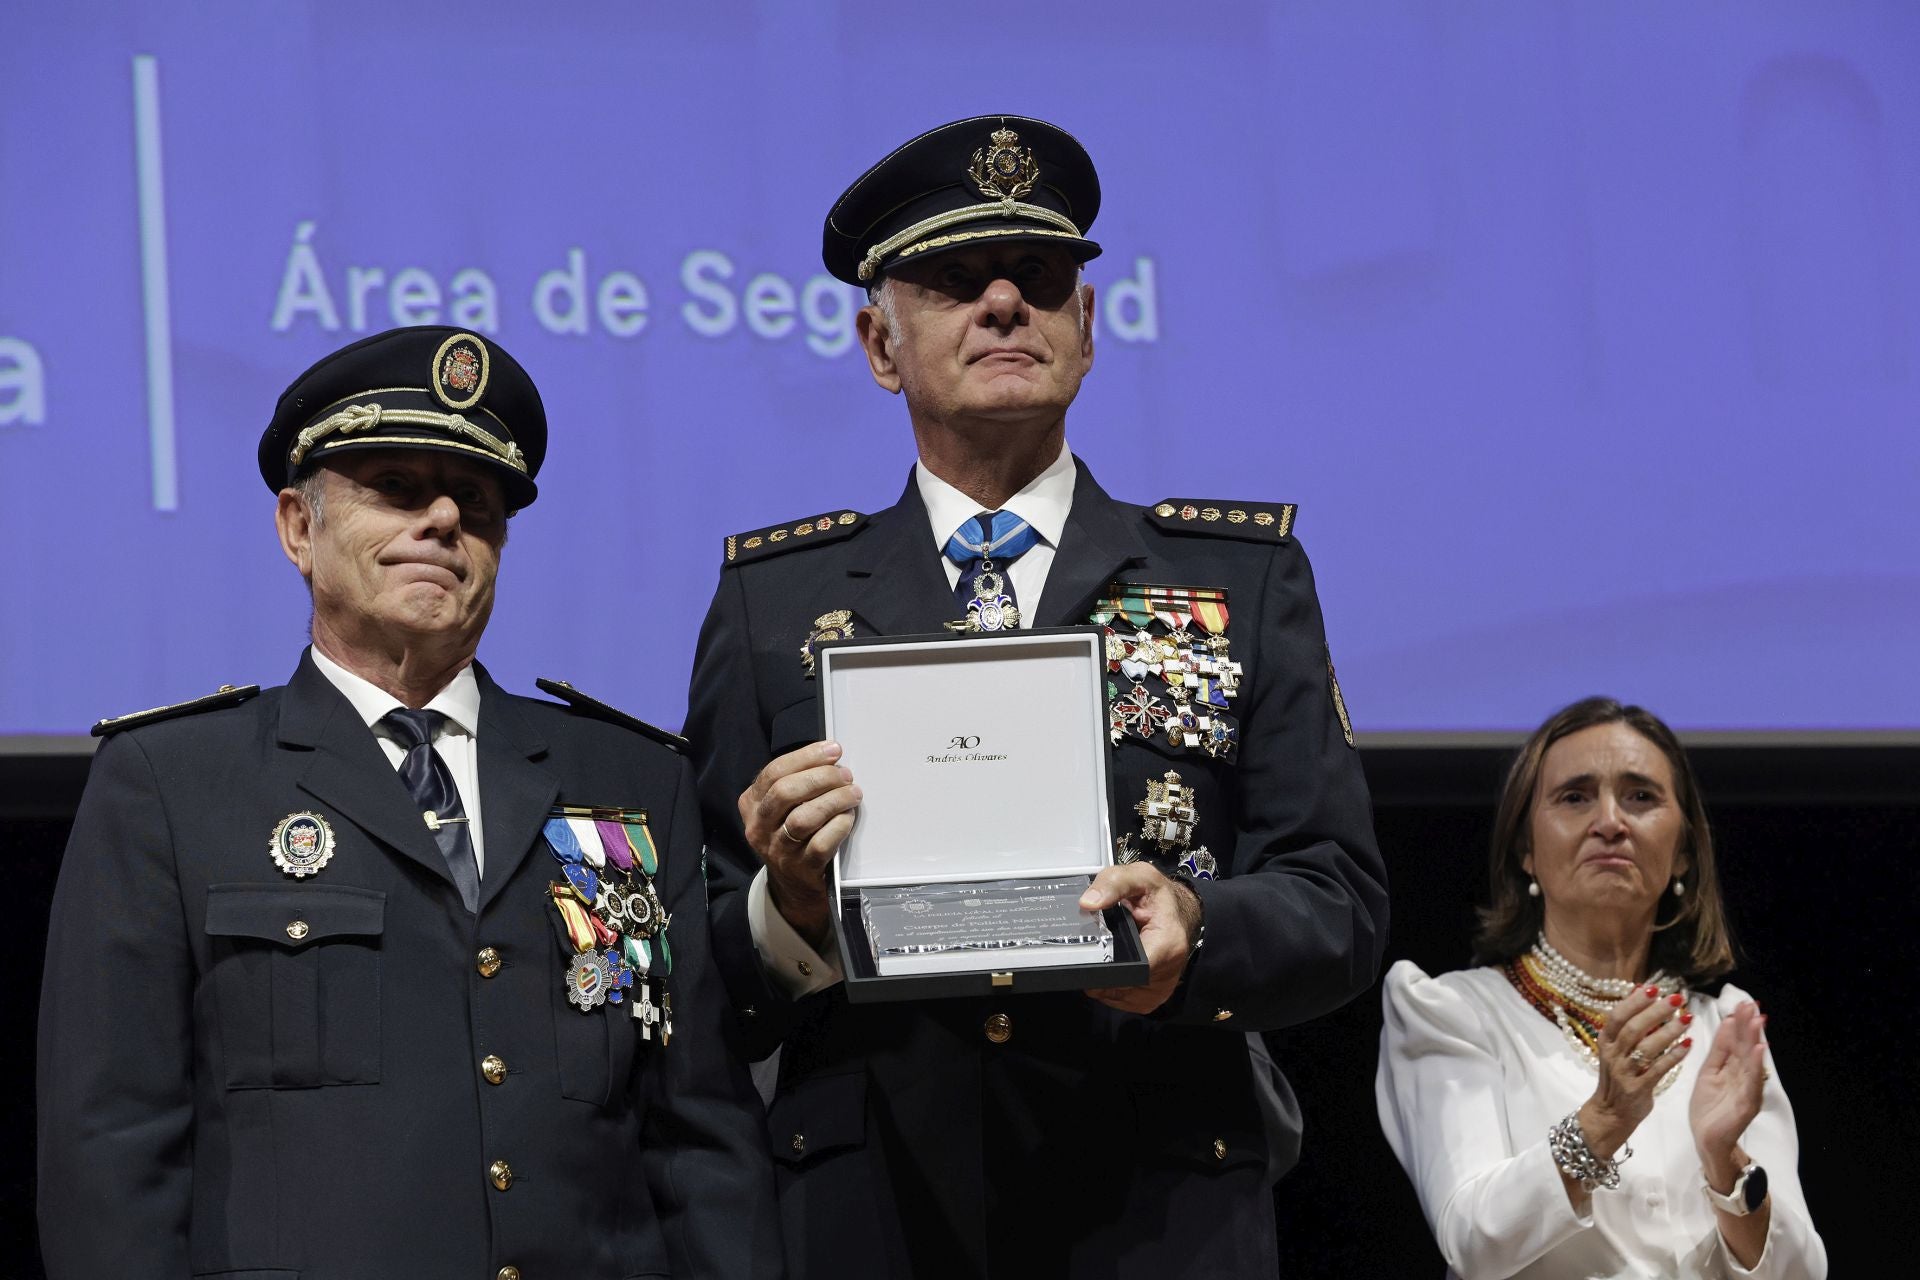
[481,1054,507,1085]
[285,920,309,941]
[489,1159,513,1191]
[984,1012,1013,1044]
[497,1268,521,1280]
[791,1132,806,1154]
[1212,1138,1228,1161]
[476,946,502,977]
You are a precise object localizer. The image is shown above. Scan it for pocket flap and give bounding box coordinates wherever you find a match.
[770,698,821,756]
[206,883,386,946]
[766,1069,865,1166]
[1128,1080,1266,1173]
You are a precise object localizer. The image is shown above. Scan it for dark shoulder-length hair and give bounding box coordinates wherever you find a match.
[1473,696,1735,985]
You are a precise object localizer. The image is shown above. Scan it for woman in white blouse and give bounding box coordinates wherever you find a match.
[1376,698,1826,1279]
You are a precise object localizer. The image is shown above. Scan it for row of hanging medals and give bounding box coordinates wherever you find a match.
[1092,586,1242,761]
[947,566,1238,883]
[949,560,1243,763]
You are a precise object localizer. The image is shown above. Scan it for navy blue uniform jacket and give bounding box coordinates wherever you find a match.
[686,462,1388,1278]
[38,654,782,1280]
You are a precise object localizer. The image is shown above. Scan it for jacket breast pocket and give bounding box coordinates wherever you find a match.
[205,884,385,1089]
[551,931,640,1108]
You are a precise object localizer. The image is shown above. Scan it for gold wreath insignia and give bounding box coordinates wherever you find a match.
[969,126,1038,204]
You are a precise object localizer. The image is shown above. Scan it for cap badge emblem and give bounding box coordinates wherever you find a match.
[970,126,1038,206]
[269,811,337,878]
[431,332,490,411]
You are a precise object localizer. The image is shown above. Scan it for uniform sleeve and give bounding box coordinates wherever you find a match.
[1376,961,1593,1279]
[1172,537,1390,1027]
[1712,985,1829,1280]
[639,755,784,1280]
[37,733,195,1280]
[685,566,811,1060]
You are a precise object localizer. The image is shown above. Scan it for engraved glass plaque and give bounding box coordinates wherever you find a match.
[860,877,1114,976]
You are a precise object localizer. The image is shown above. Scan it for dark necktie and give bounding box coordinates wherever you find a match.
[382,708,480,913]
[944,510,1041,632]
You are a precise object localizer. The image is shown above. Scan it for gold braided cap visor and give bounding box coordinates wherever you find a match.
[286,389,527,474]
[857,199,1086,283]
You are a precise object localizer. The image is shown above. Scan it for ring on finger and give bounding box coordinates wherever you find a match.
[1628,1049,1650,1070]
[779,819,803,845]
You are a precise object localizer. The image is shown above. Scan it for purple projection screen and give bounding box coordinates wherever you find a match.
[2,3,1916,740]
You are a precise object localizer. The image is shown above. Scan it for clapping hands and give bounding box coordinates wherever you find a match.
[1691,1000,1768,1170]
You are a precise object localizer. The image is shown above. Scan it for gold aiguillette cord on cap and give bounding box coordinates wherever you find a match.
[287,402,527,472]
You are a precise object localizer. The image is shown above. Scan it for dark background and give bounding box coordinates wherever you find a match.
[5,742,1913,1276]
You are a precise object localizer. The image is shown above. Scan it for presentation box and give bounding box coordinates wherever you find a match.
[816,627,1148,1003]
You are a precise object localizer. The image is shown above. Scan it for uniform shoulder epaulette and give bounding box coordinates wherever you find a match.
[535,678,688,754]
[1147,499,1297,543]
[92,683,260,737]
[723,508,867,566]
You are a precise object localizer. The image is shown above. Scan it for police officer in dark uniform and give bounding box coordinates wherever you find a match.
[38,327,781,1279]
[686,117,1390,1277]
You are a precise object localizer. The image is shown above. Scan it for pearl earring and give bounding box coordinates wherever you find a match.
[1527,878,1540,898]
[1671,879,1685,898]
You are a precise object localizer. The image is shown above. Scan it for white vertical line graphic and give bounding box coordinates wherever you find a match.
[132,54,178,512]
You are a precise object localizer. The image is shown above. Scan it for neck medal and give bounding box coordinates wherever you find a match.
[1093,583,1238,760]
[947,563,1020,633]
[543,806,674,1042]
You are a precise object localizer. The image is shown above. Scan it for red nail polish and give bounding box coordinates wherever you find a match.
[1668,993,1685,1007]
[1643,985,1659,997]
[1679,1012,1694,1026]
[1681,1037,1694,1049]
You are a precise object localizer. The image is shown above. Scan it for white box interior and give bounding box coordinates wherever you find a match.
[821,631,1115,890]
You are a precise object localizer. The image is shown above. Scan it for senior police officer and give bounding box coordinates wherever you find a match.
[686,117,1390,1277]
[38,327,781,1279]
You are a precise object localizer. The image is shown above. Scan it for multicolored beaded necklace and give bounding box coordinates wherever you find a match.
[1503,933,1684,1093]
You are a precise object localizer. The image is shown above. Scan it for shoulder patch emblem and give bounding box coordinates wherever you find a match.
[535,678,689,754]
[725,510,866,566]
[92,684,260,737]
[1148,500,1296,543]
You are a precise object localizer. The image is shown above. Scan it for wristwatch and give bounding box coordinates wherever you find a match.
[1702,1162,1768,1216]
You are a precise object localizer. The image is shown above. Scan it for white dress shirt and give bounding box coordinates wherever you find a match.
[747,443,1080,997]
[1376,960,1827,1280]
[310,645,487,875]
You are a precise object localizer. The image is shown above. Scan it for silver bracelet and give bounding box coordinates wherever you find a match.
[1548,1111,1631,1192]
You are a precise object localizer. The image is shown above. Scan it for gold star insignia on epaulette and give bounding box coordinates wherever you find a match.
[1148,500,1296,542]
[92,684,260,737]
[724,510,867,566]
